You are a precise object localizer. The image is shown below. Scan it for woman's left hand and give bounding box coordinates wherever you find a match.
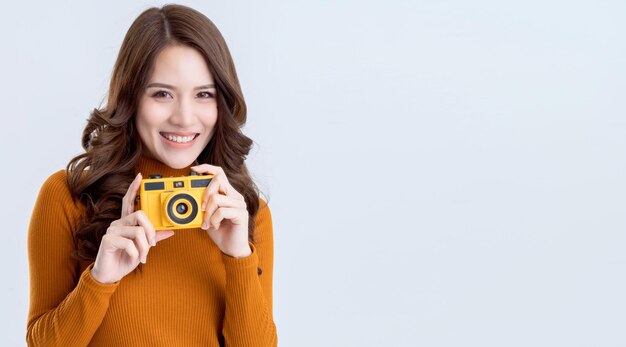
[191,164,251,258]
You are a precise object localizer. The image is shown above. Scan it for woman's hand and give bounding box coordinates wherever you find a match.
[90,173,175,284]
[191,164,251,258]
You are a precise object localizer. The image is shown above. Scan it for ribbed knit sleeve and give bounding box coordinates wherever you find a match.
[221,198,278,347]
[26,170,120,346]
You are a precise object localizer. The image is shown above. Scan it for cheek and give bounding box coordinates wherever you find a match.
[137,100,170,131]
[201,107,219,128]
[135,103,164,150]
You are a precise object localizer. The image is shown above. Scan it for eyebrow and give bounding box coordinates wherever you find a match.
[146,82,216,90]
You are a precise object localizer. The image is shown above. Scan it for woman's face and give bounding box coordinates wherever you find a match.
[136,44,218,169]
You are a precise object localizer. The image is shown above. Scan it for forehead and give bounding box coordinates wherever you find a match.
[149,45,214,84]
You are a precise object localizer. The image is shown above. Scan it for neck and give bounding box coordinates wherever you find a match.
[135,155,198,178]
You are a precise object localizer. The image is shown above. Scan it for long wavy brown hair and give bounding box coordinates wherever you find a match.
[66,4,265,262]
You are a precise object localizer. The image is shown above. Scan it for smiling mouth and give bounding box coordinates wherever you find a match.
[159,132,200,144]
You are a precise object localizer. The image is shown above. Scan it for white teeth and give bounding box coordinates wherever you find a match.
[162,133,196,143]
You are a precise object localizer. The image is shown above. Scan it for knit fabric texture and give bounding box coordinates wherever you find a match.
[26,155,277,346]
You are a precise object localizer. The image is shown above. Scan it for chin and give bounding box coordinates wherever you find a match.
[163,156,196,169]
[155,149,200,169]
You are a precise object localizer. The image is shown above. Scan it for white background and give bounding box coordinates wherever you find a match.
[1,1,625,346]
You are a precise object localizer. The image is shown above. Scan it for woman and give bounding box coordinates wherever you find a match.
[26,4,277,346]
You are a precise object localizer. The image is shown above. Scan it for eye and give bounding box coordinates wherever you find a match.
[152,90,171,99]
[198,91,214,98]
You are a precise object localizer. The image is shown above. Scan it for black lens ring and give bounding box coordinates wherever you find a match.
[166,193,198,225]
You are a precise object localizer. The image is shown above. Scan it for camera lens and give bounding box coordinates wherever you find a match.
[176,203,188,214]
[165,193,198,225]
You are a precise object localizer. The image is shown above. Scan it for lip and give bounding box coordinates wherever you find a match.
[160,131,199,137]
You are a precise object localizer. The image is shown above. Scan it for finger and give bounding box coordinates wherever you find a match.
[201,176,225,211]
[155,230,175,242]
[121,173,142,218]
[191,163,225,177]
[201,176,245,212]
[102,234,139,261]
[105,225,174,256]
[191,164,240,203]
[111,210,157,246]
[107,226,151,263]
[202,194,246,229]
[204,207,244,230]
[133,210,157,246]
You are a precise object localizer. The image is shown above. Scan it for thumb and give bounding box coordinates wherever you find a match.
[155,230,175,243]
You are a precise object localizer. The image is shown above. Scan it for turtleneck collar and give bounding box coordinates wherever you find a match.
[134,155,199,178]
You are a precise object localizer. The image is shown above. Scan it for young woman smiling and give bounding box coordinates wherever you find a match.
[26,4,277,346]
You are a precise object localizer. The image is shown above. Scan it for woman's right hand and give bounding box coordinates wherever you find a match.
[90,173,175,284]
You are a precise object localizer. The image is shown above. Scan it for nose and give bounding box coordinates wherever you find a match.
[170,97,196,128]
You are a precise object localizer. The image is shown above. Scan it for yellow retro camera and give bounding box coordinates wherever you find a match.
[138,172,213,230]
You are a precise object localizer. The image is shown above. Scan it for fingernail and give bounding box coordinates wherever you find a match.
[142,256,147,264]
[201,202,206,211]
[202,222,208,230]
[151,237,156,246]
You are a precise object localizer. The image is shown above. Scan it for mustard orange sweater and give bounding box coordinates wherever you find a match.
[26,156,277,346]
